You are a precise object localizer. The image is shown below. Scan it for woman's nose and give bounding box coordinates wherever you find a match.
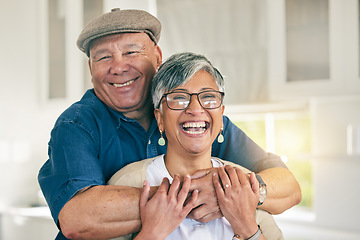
[110,54,130,75]
[185,95,205,114]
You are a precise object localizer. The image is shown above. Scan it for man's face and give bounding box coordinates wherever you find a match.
[88,33,162,115]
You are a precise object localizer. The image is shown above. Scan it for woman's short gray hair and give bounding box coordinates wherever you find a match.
[151,52,225,109]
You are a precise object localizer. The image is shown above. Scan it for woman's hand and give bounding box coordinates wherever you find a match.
[134,175,198,240]
[213,165,261,239]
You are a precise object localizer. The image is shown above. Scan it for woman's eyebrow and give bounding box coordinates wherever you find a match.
[172,87,216,92]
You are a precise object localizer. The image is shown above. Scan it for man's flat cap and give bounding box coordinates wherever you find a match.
[77,8,161,56]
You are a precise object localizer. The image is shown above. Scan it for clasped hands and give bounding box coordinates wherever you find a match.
[135,165,260,240]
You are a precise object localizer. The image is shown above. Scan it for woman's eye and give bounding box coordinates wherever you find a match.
[202,94,216,99]
[172,94,187,100]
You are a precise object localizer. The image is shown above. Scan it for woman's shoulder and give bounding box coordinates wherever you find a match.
[107,157,157,187]
[212,157,251,174]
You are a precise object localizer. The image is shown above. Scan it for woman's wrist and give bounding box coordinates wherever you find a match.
[232,223,260,240]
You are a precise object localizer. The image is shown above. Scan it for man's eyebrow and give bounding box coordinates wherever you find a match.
[92,49,111,57]
[123,43,145,49]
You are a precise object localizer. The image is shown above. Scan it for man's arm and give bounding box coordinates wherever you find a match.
[257,167,302,214]
[188,165,301,222]
[59,185,156,240]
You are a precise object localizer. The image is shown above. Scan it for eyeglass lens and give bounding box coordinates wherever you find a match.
[166,91,223,110]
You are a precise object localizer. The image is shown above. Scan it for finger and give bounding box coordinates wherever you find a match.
[236,167,249,185]
[183,189,198,213]
[250,172,260,196]
[158,177,170,193]
[168,174,181,197]
[218,167,231,189]
[140,180,150,209]
[191,209,222,223]
[224,165,240,188]
[177,174,191,203]
[189,169,214,192]
[190,168,212,180]
[212,172,225,199]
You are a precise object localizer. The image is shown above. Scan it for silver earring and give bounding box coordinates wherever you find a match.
[158,130,166,146]
[217,128,224,143]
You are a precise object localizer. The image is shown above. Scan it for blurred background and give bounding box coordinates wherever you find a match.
[0,0,359,239]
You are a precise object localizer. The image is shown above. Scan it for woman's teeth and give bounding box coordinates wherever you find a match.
[182,122,207,134]
[113,79,135,87]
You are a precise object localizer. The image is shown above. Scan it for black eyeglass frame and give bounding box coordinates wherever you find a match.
[157,90,225,110]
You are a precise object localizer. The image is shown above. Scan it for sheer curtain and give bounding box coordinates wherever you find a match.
[157,0,268,104]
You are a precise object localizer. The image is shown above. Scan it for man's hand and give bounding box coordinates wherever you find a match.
[188,167,223,223]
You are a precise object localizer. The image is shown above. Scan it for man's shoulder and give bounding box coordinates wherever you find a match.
[55,89,109,125]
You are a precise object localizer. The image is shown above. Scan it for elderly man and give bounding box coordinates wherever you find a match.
[38,8,301,240]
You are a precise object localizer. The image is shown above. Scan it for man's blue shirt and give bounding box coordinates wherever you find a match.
[38,89,285,239]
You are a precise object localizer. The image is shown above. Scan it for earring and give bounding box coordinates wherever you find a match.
[158,130,166,146]
[217,128,224,143]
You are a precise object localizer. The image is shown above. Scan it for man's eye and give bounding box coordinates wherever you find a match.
[94,55,111,62]
[124,51,139,56]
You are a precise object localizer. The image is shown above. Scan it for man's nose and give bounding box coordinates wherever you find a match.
[110,54,130,74]
[185,95,205,114]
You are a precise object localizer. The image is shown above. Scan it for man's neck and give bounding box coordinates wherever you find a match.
[123,105,154,131]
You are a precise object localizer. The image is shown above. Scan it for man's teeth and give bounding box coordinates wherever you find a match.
[182,122,206,134]
[113,80,135,87]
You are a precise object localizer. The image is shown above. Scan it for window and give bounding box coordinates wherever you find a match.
[229,107,312,208]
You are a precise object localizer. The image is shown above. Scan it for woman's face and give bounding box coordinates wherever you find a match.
[155,70,224,156]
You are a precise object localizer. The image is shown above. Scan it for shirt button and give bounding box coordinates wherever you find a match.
[148,140,151,145]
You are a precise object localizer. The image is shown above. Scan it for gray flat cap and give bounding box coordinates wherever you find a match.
[77,8,161,56]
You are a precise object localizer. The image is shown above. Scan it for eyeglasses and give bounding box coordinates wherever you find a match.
[158,90,224,110]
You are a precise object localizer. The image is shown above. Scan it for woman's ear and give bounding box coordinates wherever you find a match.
[154,109,164,131]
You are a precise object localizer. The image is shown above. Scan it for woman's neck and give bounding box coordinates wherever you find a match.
[164,148,213,180]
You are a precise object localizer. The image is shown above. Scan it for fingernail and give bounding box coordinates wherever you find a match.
[185,174,190,178]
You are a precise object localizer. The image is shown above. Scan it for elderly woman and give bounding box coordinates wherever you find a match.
[109,52,283,240]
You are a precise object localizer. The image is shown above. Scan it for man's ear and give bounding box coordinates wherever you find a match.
[154,109,164,131]
[88,59,93,75]
[154,45,163,69]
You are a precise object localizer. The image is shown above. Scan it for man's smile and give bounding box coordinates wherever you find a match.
[110,77,139,88]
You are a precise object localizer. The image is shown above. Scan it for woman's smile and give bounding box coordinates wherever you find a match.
[181,121,209,135]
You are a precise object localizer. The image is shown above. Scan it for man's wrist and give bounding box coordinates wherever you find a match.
[255,174,267,206]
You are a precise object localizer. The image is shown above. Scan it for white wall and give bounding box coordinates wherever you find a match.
[0,1,65,238]
[0,0,64,208]
[311,96,360,232]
